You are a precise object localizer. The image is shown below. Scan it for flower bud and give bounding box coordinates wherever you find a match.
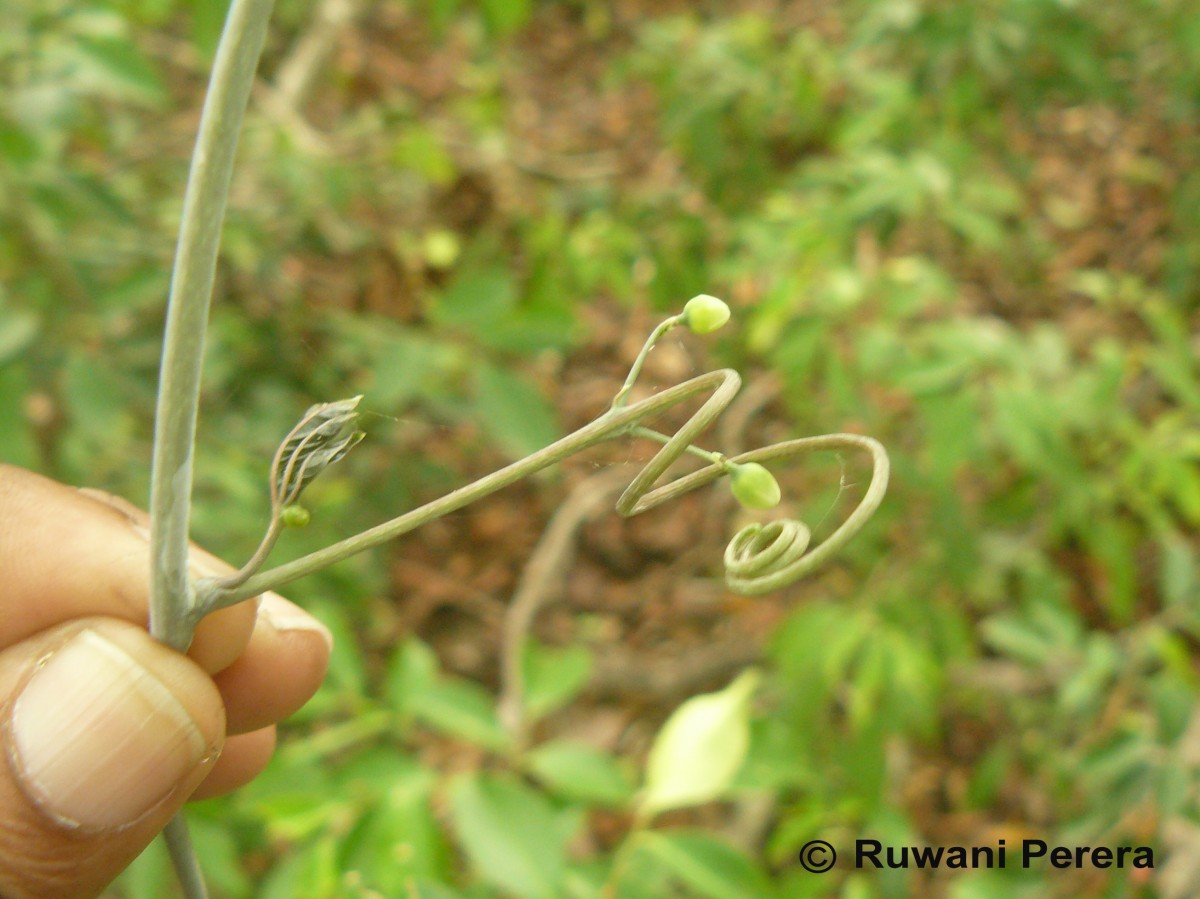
[682,294,731,335]
[729,462,781,510]
[280,504,311,528]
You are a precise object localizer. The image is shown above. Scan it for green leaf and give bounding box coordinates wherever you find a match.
[188,0,232,57]
[326,312,467,411]
[385,637,441,715]
[522,641,593,722]
[422,0,463,37]
[393,126,457,186]
[525,740,634,807]
[1080,516,1137,622]
[638,669,760,818]
[979,615,1055,666]
[846,638,889,731]
[343,761,451,890]
[473,364,560,460]
[430,264,575,353]
[309,600,367,697]
[406,882,468,899]
[479,0,531,36]
[411,676,510,751]
[72,34,167,105]
[189,813,253,898]
[0,115,39,167]
[637,831,776,899]
[449,772,573,899]
[0,362,38,469]
[1160,532,1198,608]
[254,792,348,844]
[112,835,171,899]
[286,834,342,899]
[432,267,517,335]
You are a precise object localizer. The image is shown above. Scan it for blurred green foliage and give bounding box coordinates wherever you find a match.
[3,0,1200,896]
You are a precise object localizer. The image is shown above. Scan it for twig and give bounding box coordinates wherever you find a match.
[724,791,778,854]
[274,0,360,111]
[588,637,760,700]
[497,469,629,747]
[197,368,745,607]
[250,0,361,155]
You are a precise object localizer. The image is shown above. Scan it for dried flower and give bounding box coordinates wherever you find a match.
[271,396,365,509]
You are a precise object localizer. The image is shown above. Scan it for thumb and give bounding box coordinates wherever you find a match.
[0,618,224,899]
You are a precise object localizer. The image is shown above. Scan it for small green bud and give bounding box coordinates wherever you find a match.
[280,504,311,528]
[729,462,781,510]
[682,294,731,335]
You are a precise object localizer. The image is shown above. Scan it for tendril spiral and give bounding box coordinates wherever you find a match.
[207,323,889,610]
[609,369,890,596]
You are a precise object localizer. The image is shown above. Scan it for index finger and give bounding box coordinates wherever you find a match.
[0,465,258,674]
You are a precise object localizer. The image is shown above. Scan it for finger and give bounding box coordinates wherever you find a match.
[0,618,224,899]
[190,727,277,800]
[0,465,258,674]
[212,592,333,735]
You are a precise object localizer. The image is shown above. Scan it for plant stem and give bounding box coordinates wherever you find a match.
[148,0,276,894]
[601,826,649,899]
[213,517,282,590]
[609,313,683,410]
[198,368,742,608]
[497,469,629,747]
[149,0,276,649]
[629,425,726,467]
[162,817,208,899]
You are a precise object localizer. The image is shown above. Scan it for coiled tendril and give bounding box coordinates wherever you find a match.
[200,305,889,610]
[605,368,889,595]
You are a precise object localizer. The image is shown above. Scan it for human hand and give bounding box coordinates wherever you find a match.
[0,465,332,898]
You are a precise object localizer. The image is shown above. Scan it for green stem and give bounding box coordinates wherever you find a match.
[630,425,726,468]
[609,314,683,410]
[161,818,208,899]
[197,368,742,609]
[213,516,282,591]
[149,0,276,648]
[601,827,649,899]
[148,0,276,894]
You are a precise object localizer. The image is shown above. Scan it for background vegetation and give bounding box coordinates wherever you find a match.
[3,0,1200,896]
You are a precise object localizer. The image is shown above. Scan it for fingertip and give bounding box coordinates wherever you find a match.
[191,727,277,800]
[258,592,334,652]
[212,594,331,735]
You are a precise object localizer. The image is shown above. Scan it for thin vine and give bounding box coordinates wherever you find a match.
[156,297,888,897]
[191,308,889,615]
[147,5,889,897]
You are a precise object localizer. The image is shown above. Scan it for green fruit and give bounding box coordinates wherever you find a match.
[682,294,731,334]
[729,463,781,510]
[280,504,311,528]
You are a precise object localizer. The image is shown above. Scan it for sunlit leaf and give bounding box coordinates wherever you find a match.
[638,669,760,819]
